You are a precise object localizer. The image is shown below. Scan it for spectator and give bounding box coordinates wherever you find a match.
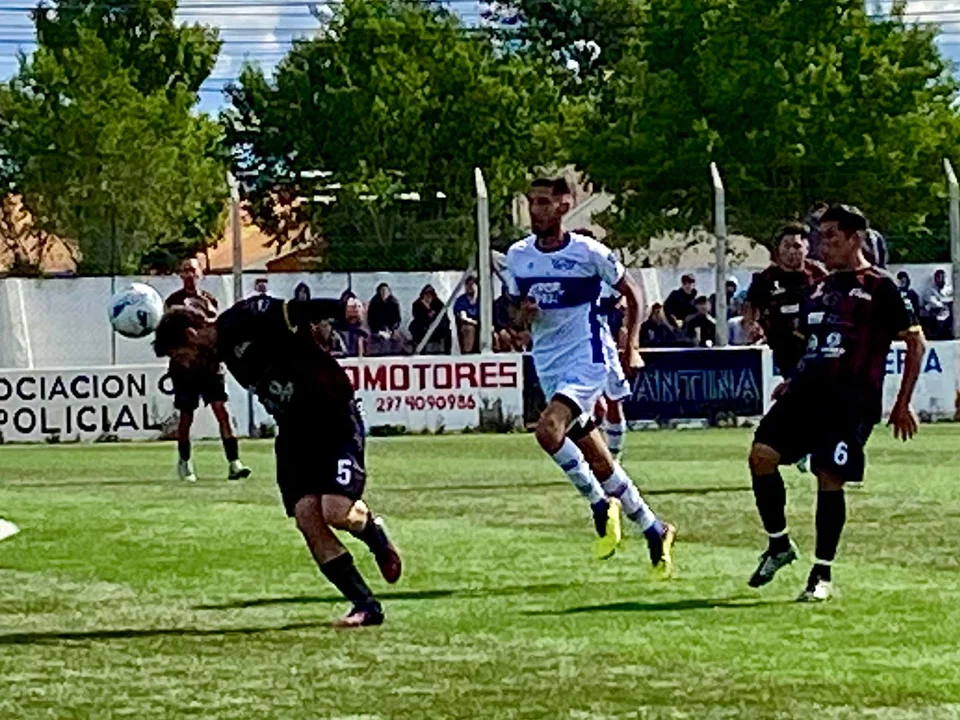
[897,271,921,318]
[684,296,716,347]
[293,282,311,302]
[664,274,697,328]
[923,268,953,340]
[454,274,481,354]
[253,277,269,296]
[337,296,369,356]
[728,315,762,346]
[639,303,679,348]
[366,282,409,355]
[492,284,531,352]
[709,276,742,318]
[805,201,829,260]
[313,319,346,357]
[410,284,451,354]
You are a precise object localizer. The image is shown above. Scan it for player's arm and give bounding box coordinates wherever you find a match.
[613,270,644,377]
[886,280,925,441]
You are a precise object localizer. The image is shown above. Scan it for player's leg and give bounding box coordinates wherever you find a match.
[603,397,626,461]
[204,373,251,480]
[176,409,198,482]
[576,427,675,574]
[747,395,810,587]
[171,368,199,482]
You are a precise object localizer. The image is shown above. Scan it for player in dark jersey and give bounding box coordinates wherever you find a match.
[164,259,250,483]
[153,295,402,628]
[747,205,924,602]
[744,223,827,376]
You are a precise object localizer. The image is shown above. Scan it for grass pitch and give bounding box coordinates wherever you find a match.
[1,428,959,719]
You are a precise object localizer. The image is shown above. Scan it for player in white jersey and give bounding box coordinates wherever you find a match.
[594,286,630,461]
[506,178,675,573]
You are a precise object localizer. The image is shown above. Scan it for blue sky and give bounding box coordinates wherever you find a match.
[1,0,959,114]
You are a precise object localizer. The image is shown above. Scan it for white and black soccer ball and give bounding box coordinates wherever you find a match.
[108,283,165,339]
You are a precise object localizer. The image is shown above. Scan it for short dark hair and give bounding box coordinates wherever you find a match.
[775,222,808,246]
[530,176,571,196]
[820,204,868,234]
[681,273,696,284]
[153,307,207,357]
[695,295,709,305]
[896,271,909,281]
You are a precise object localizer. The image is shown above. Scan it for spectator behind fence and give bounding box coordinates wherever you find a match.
[454,274,481,354]
[293,282,311,302]
[710,276,742,318]
[410,284,451,354]
[664,274,697,328]
[897,271,921,318]
[728,315,762,346]
[366,282,410,355]
[253,277,269,296]
[337,296,369,356]
[639,303,679,348]
[314,318,347,357]
[492,284,531,352]
[685,296,716,347]
[922,268,953,340]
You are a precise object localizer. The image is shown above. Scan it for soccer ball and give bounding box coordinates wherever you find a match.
[108,283,165,339]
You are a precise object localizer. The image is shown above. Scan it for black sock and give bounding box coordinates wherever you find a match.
[814,489,846,580]
[222,436,239,462]
[350,513,388,556]
[752,469,788,552]
[178,439,191,462]
[320,553,377,608]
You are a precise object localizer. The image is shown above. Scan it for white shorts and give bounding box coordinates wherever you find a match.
[605,361,631,402]
[539,363,608,416]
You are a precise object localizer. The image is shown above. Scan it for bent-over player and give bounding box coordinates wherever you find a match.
[153,294,401,628]
[747,205,924,601]
[165,259,249,482]
[507,177,675,571]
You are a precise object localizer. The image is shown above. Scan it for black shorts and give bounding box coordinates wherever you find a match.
[754,388,875,484]
[170,367,228,412]
[275,400,367,516]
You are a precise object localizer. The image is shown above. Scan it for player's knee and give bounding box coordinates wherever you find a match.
[535,416,565,454]
[293,495,325,533]
[749,443,780,476]
[817,473,844,492]
[607,401,622,424]
[321,495,364,531]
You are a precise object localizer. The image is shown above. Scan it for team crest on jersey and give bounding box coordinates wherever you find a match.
[551,257,577,271]
[849,288,872,301]
[528,281,565,306]
[771,280,785,295]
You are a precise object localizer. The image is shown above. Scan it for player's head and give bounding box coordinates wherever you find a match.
[527,177,571,239]
[774,223,809,271]
[153,306,216,368]
[179,258,201,291]
[818,204,868,270]
[681,273,696,292]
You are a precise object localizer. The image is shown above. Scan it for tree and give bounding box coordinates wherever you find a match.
[0,2,226,274]
[224,0,577,270]
[572,0,960,253]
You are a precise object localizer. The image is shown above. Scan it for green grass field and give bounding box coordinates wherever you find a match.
[2,428,960,719]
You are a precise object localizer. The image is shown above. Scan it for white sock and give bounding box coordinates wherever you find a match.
[600,464,657,532]
[551,438,605,505]
[603,417,626,459]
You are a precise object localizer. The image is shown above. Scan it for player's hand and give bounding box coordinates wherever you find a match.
[771,380,790,400]
[888,402,918,442]
[621,346,643,379]
[518,297,539,323]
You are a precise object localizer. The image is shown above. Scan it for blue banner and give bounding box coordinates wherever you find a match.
[624,348,765,422]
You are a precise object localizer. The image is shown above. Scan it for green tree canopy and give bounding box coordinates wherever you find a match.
[224,0,579,270]
[570,0,960,255]
[0,1,226,274]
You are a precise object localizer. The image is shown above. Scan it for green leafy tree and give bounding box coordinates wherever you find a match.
[0,3,226,274]
[573,0,960,255]
[224,0,577,270]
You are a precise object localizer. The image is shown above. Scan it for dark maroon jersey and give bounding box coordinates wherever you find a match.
[216,296,353,423]
[794,267,918,417]
[746,260,827,373]
[165,288,219,319]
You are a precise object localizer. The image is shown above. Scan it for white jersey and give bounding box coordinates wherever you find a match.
[506,233,624,381]
[598,286,631,401]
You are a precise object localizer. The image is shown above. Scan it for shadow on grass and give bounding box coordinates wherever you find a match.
[386,482,751,496]
[196,580,617,611]
[526,596,785,616]
[0,621,329,646]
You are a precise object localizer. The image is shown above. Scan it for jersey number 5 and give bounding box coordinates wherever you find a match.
[336,459,353,486]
